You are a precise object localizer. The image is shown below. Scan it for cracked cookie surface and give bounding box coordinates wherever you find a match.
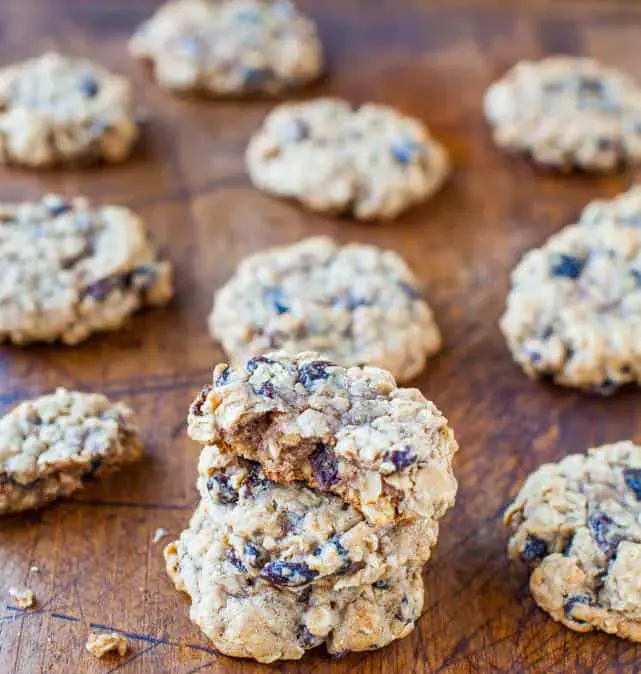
[505,441,641,642]
[246,98,450,220]
[210,236,442,383]
[484,57,641,172]
[0,388,143,514]
[165,501,423,662]
[188,351,458,526]
[130,0,323,96]
[500,187,641,393]
[0,52,138,167]
[0,194,173,345]
[197,444,438,588]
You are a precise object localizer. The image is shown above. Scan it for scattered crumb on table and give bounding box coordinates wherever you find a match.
[152,527,169,543]
[8,587,34,609]
[85,632,129,659]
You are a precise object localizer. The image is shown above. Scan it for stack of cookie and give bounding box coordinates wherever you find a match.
[165,351,459,662]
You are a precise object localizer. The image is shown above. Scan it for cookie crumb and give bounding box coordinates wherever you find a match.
[85,632,129,659]
[152,527,168,543]
[9,587,35,609]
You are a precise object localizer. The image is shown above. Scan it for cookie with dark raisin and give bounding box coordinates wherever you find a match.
[484,57,641,172]
[210,236,442,383]
[0,195,173,345]
[500,187,641,393]
[505,441,641,642]
[0,388,143,514]
[130,0,323,97]
[246,98,450,220]
[196,444,438,588]
[164,501,424,662]
[188,350,458,526]
[0,52,138,167]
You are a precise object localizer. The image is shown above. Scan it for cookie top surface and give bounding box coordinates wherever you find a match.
[165,502,423,662]
[484,57,641,171]
[579,184,641,228]
[130,0,323,95]
[0,195,173,345]
[0,52,138,167]
[210,236,442,383]
[197,444,438,588]
[246,98,450,220]
[505,441,641,641]
[188,351,458,526]
[500,188,641,392]
[0,388,143,514]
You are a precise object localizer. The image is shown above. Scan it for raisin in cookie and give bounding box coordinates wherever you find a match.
[0,195,173,345]
[246,98,450,220]
[484,57,641,172]
[210,236,441,383]
[505,441,641,642]
[197,444,438,588]
[165,502,423,662]
[130,0,323,96]
[0,388,143,514]
[500,192,641,393]
[0,52,138,168]
[188,351,458,526]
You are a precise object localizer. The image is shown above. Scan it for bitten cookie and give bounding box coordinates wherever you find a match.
[484,57,641,171]
[0,388,143,514]
[197,444,439,588]
[505,441,641,642]
[0,52,138,167]
[246,98,450,220]
[188,351,458,526]
[210,236,442,383]
[165,502,424,662]
[130,0,323,96]
[500,188,641,393]
[0,195,173,345]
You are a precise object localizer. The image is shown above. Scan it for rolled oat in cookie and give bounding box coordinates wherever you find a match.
[210,236,441,383]
[505,441,641,642]
[197,444,439,589]
[0,52,138,167]
[188,351,458,526]
[246,97,450,220]
[130,0,323,96]
[0,194,173,345]
[0,388,143,514]
[165,501,423,662]
[484,57,641,172]
[501,187,641,393]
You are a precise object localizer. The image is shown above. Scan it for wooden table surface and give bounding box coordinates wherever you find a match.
[2,0,641,672]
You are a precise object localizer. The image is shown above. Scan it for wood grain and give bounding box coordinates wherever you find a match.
[1,0,641,672]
